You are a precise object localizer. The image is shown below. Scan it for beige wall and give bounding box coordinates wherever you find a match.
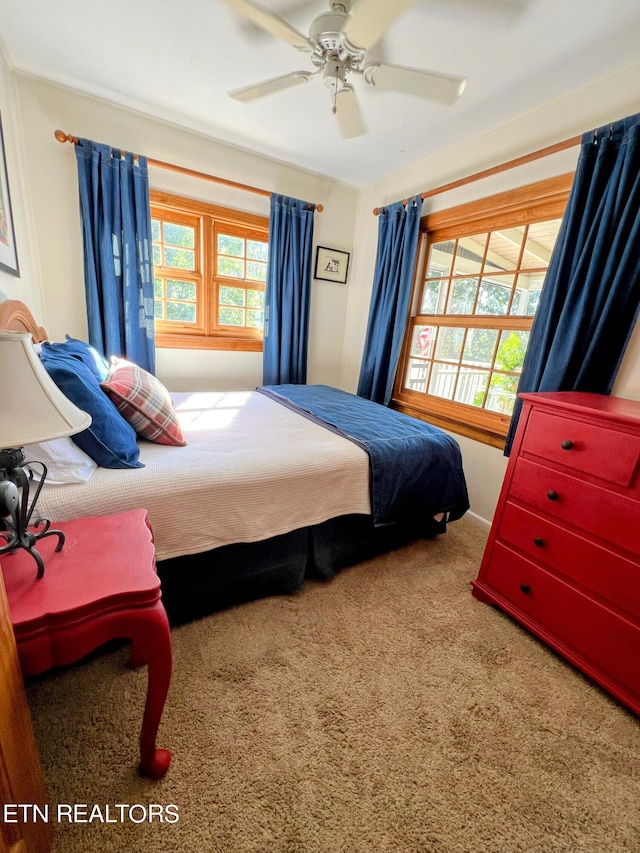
[15,75,359,391]
[0,48,44,317]
[341,62,640,526]
[4,51,640,527]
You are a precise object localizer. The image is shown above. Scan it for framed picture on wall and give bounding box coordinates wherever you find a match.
[0,113,19,277]
[314,246,350,284]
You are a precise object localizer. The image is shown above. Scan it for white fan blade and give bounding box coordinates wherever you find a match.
[230,71,314,102]
[334,86,367,139]
[238,0,323,42]
[342,0,421,50]
[218,0,312,50]
[363,62,467,104]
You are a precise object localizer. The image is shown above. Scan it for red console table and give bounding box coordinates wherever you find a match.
[1,508,172,779]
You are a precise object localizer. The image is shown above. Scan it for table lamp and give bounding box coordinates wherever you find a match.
[0,330,92,578]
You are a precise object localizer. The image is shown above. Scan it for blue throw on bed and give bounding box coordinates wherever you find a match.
[257,384,469,527]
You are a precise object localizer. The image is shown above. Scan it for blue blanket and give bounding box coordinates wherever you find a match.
[257,384,469,527]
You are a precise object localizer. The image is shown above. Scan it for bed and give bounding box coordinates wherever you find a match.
[0,299,469,623]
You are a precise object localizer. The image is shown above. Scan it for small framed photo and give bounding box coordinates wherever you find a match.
[0,113,19,277]
[314,245,350,284]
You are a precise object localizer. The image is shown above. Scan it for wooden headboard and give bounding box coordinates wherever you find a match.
[0,300,48,342]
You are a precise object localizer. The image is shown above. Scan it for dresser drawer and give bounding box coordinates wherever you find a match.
[498,501,640,618]
[522,409,640,487]
[484,543,640,702]
[510,457,640,555]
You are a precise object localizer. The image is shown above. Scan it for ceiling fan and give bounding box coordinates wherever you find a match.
[218,0,468,139]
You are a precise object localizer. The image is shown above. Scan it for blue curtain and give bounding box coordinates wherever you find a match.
[262,195,315,385]
[505,112,640,454]
[357,197,423,405]
[75,138,156,374]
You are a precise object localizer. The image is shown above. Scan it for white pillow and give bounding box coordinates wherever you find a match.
[22,437,97,484]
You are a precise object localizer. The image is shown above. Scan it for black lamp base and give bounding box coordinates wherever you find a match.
[0,448,65,579]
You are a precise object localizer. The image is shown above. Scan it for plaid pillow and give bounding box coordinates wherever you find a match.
[101,359,186,447]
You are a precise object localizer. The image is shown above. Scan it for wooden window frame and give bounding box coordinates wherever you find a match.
[212,220,268,345]
[153,207,204,336]
[392,174,574,449]
[151,191,269,352]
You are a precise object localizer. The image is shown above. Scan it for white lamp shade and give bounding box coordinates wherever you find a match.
[0,330,92,449]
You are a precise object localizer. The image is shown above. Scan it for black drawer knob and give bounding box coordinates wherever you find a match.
[547,490,559,501]
[560,439,574,450]
[520,584,531,595]
[533,537,545,547]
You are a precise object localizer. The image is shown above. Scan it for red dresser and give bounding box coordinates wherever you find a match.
[472,391,640,715]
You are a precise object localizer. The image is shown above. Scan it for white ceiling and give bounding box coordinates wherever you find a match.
[1,0,640,187]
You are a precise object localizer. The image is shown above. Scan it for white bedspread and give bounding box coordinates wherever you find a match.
[35,391,371,561]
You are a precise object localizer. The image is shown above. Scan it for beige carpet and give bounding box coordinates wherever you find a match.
[26,517,640,853]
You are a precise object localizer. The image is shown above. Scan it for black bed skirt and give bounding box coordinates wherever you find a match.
[157,513,445,624]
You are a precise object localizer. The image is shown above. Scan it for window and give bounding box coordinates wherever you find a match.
[393,175,573,447]
[150,191,269,351]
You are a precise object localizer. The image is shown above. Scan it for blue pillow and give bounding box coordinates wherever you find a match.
[39,344,142,469]
[41,335,110,382]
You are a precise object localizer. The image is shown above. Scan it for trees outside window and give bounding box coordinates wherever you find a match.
[151,191,268,351]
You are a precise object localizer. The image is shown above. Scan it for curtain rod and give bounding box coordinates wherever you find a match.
[54,130,324,213]
[372,133,582,215]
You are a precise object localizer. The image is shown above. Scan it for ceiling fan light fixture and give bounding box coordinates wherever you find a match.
[224,0,468,138]
[309,9,348,44]
[322,57,348,93]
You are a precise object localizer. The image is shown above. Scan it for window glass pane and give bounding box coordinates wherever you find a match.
[476,278,513,316]
[453,234,487,277]
[166,280,196,300]
[167,302,197,323]
[247,309,264,328]
[526,288,542,315]
[247,240,269,262]
[164,246,195,270]
[462,328,498,368]
[494,330,529,372]
[428,363,458,400]
[218,234,244,257]
[511,288,525,314]
[220,286,245,306]
[485,228,523,272]
[219,306,244,326]
[410,324,435,358]
[247,290,265,309]
[511,272,545,315]
[246,261,267,281]
[395,180,569,437]
[405,358,430,392]
[151,194,269,346]
[163,222,195,249]
[486,372,519,414]
[448,279,478,314]
[218,257,244,278]
[427,240,454,278]
[434,327,464,362]
[521,219,561,269]
[421,280,447,314]
[455,368,489,407]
